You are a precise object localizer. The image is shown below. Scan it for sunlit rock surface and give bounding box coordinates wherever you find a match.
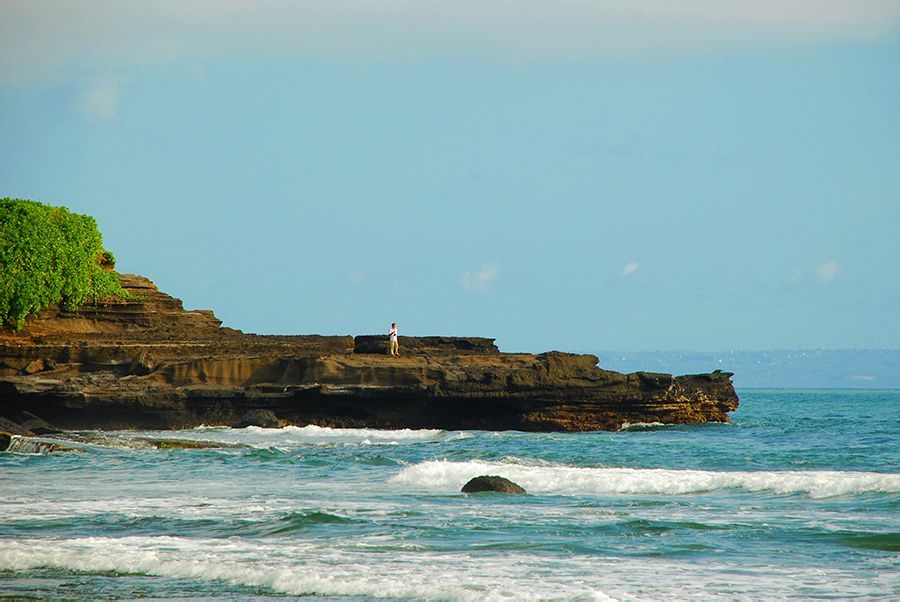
[0,275,738,432]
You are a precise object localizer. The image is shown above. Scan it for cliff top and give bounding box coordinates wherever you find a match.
[0,273,500,359]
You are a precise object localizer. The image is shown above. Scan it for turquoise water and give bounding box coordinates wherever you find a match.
[1,389,898,600]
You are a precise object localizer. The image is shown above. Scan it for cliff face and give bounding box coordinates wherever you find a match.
[0,275,739,432]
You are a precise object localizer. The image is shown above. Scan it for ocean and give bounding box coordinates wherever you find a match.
[1,389,898,600]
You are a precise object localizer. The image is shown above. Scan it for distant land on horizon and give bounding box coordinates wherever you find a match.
[595,349,900,389]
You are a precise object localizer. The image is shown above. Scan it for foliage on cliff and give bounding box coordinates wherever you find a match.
[0,198,129,329]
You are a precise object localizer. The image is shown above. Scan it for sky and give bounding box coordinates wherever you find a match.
[2,1,899,353]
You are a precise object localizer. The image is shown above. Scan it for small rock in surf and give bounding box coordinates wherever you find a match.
[461,475,526,494]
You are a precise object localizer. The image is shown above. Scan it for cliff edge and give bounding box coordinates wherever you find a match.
[0,274,738,432]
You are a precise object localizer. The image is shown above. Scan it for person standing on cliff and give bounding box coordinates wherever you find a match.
[388,323,399,357]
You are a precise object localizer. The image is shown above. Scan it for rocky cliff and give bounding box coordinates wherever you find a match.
[0,275,738,432]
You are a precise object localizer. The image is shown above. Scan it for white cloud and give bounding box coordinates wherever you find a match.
[622,262,640,276]
[346,272,366,284]
[461,262,498,293]
[3,1,900,81]
[816,260,840,282]
[76,80,121,121]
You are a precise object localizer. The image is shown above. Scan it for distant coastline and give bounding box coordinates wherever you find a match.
[597,349,900,389]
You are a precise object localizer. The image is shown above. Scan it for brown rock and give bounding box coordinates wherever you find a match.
[0,417,33,436]
[462,475,526,494]
[129,351,154,376]
[23,359,45,374]
[18,411,63,435]
[0,273,739,432]
[354,335,499,355]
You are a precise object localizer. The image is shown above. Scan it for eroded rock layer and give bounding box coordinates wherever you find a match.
[1,275,738,432]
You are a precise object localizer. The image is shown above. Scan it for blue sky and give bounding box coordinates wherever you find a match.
[2,2,899,352]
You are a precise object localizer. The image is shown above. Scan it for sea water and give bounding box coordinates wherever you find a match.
[1,389,897,600]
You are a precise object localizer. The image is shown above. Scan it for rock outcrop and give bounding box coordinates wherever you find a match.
[462,476,527,494]
[0,274,739,432]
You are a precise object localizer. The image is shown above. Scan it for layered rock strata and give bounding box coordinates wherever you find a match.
[1,275,739,432]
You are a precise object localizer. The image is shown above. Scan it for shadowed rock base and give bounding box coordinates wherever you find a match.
[1,275,739,432]
[232,409,282,429]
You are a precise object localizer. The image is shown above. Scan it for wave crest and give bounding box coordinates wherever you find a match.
[389,460,900,498]
[0,539,616,601]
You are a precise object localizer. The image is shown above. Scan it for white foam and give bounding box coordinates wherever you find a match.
[2,535,890,600]
[3,436,57,454]
[104,425,460,449]
[390,460,900,498]
[245,424,445,440]
[617,422,668,431]
[1,435,83,454]
[0,537,617,601]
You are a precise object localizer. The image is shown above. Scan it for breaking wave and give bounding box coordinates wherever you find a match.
[246,425,445,439]
[0,538,616,601]
[98,425,473,450]
[220,425,470,446]
[617,422,670,431]
[390,460,900,499]
[1,435,79,454]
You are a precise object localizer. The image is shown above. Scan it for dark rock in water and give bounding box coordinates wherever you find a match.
[18,411,63,435]
[0,432,13,451]
[462,475,526,494]
[0,416,33,436]
[232,409,281,429]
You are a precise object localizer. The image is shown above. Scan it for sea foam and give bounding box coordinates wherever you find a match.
[112,425,468,450]
[245,424,445,439]
[390,460,900,498]
[0,538,616,601]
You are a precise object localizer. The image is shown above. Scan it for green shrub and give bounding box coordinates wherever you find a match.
[0,198,130,329]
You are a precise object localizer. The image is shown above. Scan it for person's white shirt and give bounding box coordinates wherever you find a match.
[389,325,398,341]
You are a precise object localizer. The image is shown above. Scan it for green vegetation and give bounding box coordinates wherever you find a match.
[0,198,130,329]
